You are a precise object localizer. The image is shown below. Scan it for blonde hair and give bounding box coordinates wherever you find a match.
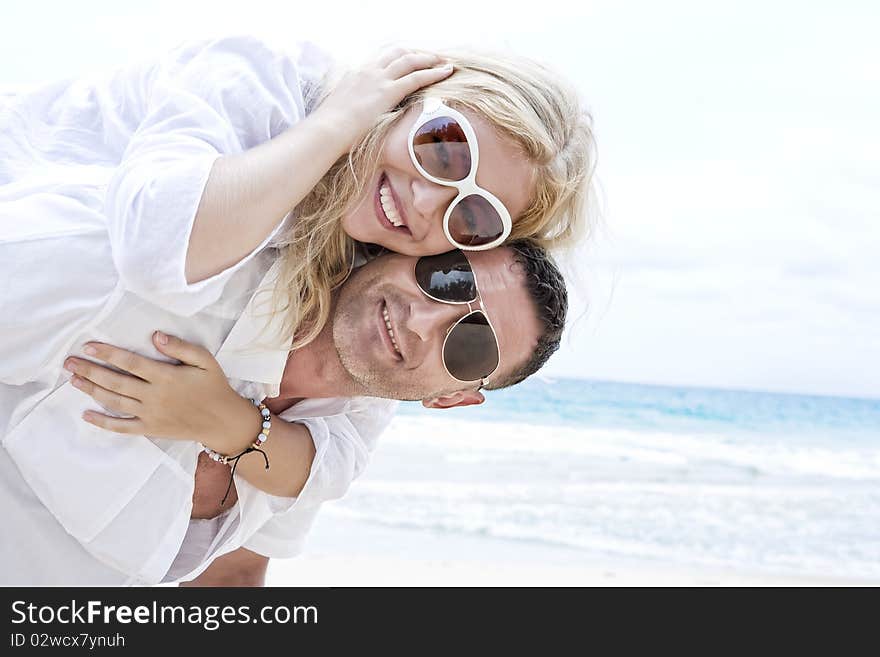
[270,48,597,349]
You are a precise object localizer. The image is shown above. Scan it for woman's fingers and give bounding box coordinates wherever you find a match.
[82,411,147,435]
[383,51,444,79]
[80,342,158,381]
[71,375,142,417]
[65,356,145,399]
[376,47,420,68]
[394,64,455,96]
[153,331,215,370]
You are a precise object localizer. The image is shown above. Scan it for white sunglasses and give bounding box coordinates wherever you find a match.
[407,98,513,251]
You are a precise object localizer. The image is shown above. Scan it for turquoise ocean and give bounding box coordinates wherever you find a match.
[330,377,880,580]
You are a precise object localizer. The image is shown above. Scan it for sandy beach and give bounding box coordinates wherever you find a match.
[266,510,876,587]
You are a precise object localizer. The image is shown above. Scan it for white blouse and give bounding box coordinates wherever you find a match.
[0,36,398,585]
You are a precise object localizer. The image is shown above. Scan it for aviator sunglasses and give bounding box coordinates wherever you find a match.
[408,98,514,250]
[414,250,501,387]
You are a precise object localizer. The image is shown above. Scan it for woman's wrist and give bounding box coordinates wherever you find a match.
[301,107,364,159]
[200,393,265,455]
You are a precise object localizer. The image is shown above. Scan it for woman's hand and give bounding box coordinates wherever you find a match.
[64,331,261,453]
[314,48,454,150]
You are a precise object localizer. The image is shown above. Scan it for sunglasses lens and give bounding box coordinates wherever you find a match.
[412,116,472,182]
[448,195,505,248]
[444,312,499,382]
[415,251,477,303]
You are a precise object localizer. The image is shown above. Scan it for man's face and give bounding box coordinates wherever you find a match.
[331,248,541,403]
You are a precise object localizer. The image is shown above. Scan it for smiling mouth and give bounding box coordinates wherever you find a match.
[376,174,410,234]
[379,300,403,360]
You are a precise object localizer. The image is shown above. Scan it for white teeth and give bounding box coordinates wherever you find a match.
[379,183,404,227]
[382,306,401,355]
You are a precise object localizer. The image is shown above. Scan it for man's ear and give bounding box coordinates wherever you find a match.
[421,389,485,410]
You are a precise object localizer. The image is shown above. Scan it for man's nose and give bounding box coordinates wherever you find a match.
[411,178,458,221]
[405,296,468,343]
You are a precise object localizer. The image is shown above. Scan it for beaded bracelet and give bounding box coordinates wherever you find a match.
[201,398,271,506]
[202,399,271,464]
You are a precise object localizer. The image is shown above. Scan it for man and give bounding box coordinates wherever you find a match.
[0,242,567,585]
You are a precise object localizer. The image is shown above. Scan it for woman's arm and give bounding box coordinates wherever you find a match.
[184,113,345,284]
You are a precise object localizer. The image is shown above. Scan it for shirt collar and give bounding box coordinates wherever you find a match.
[214,260,292,396]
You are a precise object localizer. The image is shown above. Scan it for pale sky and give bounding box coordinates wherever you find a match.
[2,0,878,398]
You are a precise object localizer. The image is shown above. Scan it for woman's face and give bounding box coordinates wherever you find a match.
[341,104,536,255]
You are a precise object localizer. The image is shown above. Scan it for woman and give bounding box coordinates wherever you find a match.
[0,36,594,583]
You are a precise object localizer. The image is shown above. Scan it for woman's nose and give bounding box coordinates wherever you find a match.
[411,178,458,221]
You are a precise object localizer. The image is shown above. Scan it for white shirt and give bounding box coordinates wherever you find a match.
[0,36,398,585]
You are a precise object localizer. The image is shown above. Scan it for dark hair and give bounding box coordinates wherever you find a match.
[486,240,568,390]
